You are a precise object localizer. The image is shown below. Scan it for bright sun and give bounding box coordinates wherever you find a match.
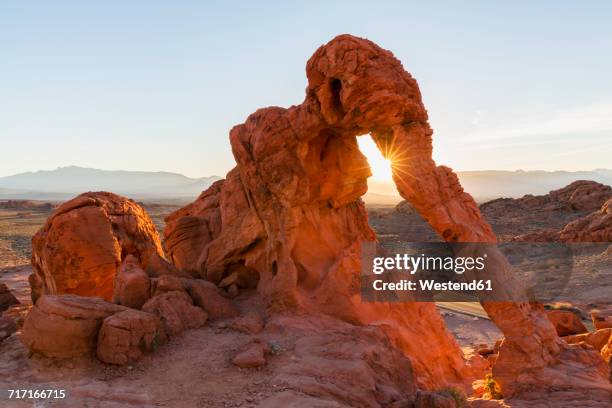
[357,136,393,181]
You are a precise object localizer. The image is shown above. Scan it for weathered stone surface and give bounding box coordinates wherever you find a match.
[0,283,19,312]
[479,181,611,242]
[21,295,126,358]
[184,279,239,320]
[546,309,588,337]
[265,314,418,407]
[150,274,185,297]
[162,34,608,395]
[141,291,207,336]
[30,192,164,302]
[232,341,267,368]
[591,309,612,330]
[97,309,163,365]
[112,255,151,309]
[145,252,193,279]
[560,198,612,242]
[564,329,611,353]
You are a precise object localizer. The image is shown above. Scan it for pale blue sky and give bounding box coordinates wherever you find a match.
[1,1,611,178]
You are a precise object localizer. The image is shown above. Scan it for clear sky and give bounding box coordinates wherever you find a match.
[1,1,611,178]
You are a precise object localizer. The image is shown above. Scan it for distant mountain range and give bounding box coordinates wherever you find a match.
[0,166,221,201]
[1,166,610,204]
[365,169,612,204]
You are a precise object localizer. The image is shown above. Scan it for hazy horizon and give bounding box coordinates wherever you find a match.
[2,2,611,177]
[1,164,611,180]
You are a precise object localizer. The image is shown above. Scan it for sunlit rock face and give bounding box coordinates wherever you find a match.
[30,192,165,302]
[164,35,610,394]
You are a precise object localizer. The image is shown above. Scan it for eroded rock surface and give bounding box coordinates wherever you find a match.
[21,295,126,358]
[30,192,165,302]
[559,198,612,242]
[97,309,164,365]
[141,290,207,336]
[162,34,611,396]
[112,255,151,309]
[546,309,588,337]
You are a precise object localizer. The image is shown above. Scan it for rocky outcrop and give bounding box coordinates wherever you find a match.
[564,328,611,355]
[141,291,207,336]
[112,255,151,309]
[162,34,610,396]
[559,198,612,242]
[591,309,612,330]
[546,309,588,337]
[21,295,126,358]
[183,279,239,320]
[30,192,165,302]
[0,283,19,312]
[97,309,164,365]
[480,180,612,241]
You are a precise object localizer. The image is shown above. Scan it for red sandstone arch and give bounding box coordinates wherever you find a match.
[164,35,610,395]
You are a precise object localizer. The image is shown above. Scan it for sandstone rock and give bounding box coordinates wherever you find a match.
[163,180,224,276]
[263,314,417,407]
[162,34,606,395]
[21,295,126,358]
[0,283,19,312]
[183,279,239,320]
[564,329,611,352]
[97,309,164,365]
[601,334,612,363]
[232,341,267,368]
[591,309,612,330]
[546,309,588,337]
[30,192,164,302]
[150,274,185,297]
[229,312,264,334]
[0,315,17,342]
[481,181,611,241]
[551,181,612,212]
[141,291,207,336]
[112,255,151,309]
[560,198,612,242]
[145,252,193,279]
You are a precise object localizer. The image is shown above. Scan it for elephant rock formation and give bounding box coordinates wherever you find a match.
[164,34,611,396]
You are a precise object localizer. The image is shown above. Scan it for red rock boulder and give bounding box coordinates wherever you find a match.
[546,309,588,337]
[141,291,207,336]
[21,295,126,358]
[183,279,239,320]
[112,255,151,309]
[30,192,165,302]
[97,309,164,365]
[591,309,612,330]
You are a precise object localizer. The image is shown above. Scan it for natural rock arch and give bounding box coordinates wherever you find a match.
[164,35,610,394]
